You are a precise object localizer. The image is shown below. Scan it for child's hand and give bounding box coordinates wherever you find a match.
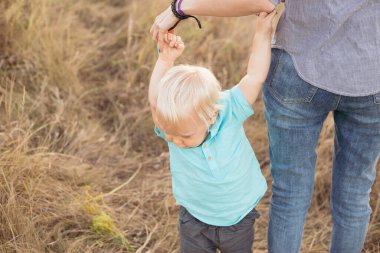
[255,10,276,39]
[157,33,185,62]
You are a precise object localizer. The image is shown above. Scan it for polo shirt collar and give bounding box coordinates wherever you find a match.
[207,113,222,140]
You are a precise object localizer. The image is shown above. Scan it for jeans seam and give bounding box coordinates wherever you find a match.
[334,95,342,110]
[267,49,283,88]
[374,94,380,104]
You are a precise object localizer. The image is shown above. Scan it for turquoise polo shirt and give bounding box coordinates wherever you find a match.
[155,85,267,226]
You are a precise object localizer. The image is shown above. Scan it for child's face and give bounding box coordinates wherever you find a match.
[157,114,211,148]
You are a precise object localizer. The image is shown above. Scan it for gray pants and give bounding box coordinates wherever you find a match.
[178,206,260,253]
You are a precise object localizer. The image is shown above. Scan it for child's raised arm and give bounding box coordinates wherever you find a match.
[237,11,276,106]
[149,34,185,125]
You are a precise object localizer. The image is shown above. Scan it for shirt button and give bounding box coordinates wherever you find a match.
[208,156,212,161]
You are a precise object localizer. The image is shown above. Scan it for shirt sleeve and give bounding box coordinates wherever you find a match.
[229,85,254,124]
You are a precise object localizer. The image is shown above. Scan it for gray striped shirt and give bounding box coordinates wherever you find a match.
[272,0,380,96]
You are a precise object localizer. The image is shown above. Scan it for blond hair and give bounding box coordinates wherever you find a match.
[156,65,222,126]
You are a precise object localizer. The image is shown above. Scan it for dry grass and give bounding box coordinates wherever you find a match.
[0,0,379,252]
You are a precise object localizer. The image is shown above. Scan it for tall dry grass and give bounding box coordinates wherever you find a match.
[0,0,379,252]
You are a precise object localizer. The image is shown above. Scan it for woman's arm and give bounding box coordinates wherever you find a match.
[150,0,275,42]
[181,0,275,17]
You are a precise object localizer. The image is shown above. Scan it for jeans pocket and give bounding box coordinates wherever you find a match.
[267,49,318,104]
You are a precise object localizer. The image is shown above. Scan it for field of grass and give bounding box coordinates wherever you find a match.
[0,0,379,252]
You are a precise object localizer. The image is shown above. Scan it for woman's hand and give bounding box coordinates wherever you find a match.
[150,7,179,43]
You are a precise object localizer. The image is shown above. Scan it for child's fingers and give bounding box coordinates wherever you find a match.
[259,12,268,18]
[167,33,176,43]
[176,35,183,44]
[264,9,277,21]
[267,9,277,19]
[178,43,185,50]
[176,41,185,49]
[164,32,175,45]
[163,33,184,49]
[175,36,184,48]
[169,35,178,47]
[167,33,172,42]
[259,9,276,26]
[266,11,276,25]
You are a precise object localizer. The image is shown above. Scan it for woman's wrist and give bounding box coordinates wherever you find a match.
[170,0,202,30]
[177,0,193,15]
[176,0,186,15]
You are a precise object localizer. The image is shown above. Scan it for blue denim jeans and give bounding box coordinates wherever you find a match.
[263,48,380,253]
